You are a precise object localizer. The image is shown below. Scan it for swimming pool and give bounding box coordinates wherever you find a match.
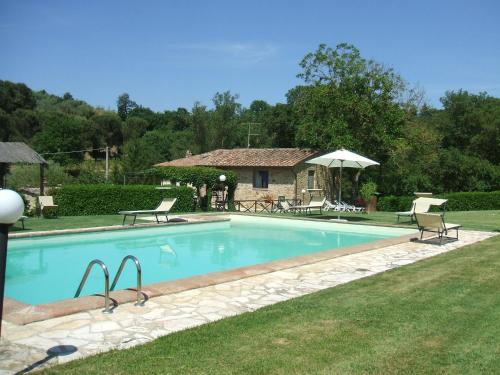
[6,216,415,305]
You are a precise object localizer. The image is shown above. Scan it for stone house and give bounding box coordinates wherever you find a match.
[155,148,329,203]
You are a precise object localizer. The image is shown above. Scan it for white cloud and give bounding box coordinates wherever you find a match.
[166,42,279,64]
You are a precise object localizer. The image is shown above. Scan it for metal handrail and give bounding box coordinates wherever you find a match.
[110,255,144,306]
[74,259,112,313]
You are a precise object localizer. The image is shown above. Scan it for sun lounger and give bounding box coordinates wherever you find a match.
[396,197,447,223]
[119,198,177,225]
[39,196,58,218]
[289,197,326,214]
[415,213,461,245]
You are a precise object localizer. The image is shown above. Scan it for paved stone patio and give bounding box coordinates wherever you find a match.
[0,230,496,374]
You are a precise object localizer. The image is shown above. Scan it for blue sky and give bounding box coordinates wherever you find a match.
[1,0,499,111]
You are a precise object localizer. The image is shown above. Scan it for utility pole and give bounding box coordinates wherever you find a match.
[243,122,261,148]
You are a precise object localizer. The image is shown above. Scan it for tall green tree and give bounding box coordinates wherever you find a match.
[117,93,137,120]
[33,112,92,164]
[122,116,149,142]
[191,102,209,153]
[210,91,242,149]
[292,43,406,163]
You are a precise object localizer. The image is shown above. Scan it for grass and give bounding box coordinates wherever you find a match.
[278,210,500,232]
[42,235,500,374]
[10,215,148,232]
[12,209,500,373]
[11,210,500,233]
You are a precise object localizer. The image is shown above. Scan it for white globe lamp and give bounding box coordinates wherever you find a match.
[219,174,226,182]
[0,189,25,337]
[0,189,25,224]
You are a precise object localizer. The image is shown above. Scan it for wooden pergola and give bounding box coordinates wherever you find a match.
[0,142,48,194]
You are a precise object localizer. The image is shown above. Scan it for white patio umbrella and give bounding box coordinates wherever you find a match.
[306,148,379,219]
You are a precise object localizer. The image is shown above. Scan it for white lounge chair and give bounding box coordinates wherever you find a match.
[119,198,177,225]
[415,213,461,245]
[39,196,58,217]
[290,196,326,214]
[396,197,447,223]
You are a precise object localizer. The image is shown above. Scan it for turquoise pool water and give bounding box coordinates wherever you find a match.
[6,216,414,305]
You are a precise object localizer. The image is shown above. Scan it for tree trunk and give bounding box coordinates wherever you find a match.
[351,170,361,204]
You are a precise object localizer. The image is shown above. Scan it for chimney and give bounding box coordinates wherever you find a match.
[185,150,193,158]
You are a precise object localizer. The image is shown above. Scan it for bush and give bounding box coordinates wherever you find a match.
[377,191,500,212]
[52,184,194,216]
[359,181,377,202]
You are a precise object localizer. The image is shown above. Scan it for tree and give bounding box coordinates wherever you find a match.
[191,102,209,153]
[33,112,93,164]
[0,80,36,113]
[292,43,406,163]
[117,93,137,120]
[122,116,149,142]
[439,90,500,164]
[210,91,242,149]
[122,138,157,172]
[91,112,123,148]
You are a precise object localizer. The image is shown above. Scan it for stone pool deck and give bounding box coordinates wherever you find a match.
[0,229,496,374]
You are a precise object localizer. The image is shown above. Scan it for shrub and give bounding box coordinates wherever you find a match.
[359,181,377,202]
[51,184,194,216]
[377,191,500,212]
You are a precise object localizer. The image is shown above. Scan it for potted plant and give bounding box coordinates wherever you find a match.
[360,181,378,213]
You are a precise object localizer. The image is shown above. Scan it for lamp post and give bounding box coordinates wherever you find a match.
[0,189,24,337]
[219,175,226,212]
[301,188,306,205]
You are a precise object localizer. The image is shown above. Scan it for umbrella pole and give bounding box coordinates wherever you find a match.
[338,160,343,220]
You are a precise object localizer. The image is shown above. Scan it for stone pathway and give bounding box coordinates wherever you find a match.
[0,230,496,374]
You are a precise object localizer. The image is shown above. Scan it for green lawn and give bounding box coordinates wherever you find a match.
[10,215,148,233]
[13,210,500,373]
[305,210,500,232]
[11,210,500,233]
[42,234,500,374]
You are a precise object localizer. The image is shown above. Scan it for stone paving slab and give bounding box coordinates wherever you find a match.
[0,230,496,374]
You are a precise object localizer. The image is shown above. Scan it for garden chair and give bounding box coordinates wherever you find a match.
[415,213,461,245]
[289,196,326,215]
[39,196,58,218]
[119,197,177,225]
[396,197,447,224]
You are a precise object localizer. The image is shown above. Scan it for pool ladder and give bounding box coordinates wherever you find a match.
[74,255,145,314]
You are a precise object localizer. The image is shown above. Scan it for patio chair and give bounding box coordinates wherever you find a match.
[415,213,461,245]
[39,196,58,218]
[396,197,447,224]
[119,197,177,225]
[289,196,326,215]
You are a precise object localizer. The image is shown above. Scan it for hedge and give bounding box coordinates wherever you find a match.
[377,191,500,212]
[51,184,194,216]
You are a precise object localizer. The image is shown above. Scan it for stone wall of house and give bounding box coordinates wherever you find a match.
[295,162,332,204]
[227,162,332,204]
[232,167,296,201]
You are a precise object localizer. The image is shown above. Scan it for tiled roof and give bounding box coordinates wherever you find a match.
[155,148,318,168]
[0,142,47,164]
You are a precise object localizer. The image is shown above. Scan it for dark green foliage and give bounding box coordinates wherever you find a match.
[377,191,500,212]
[0,80,36,113]
[116,93,137,120]
[35,90,94,118]
[122,138,157,172]
[151,166,237,210]
[91,112,123,148]
[33,112,92,164]
[52,184,194,216]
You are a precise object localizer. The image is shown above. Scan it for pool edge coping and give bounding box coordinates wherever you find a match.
[3,218,420,325]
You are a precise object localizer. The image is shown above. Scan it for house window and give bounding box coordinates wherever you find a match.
[253,170,269,188]
[307,170,315,189]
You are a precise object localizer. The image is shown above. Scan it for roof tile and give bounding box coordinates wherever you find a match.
[155,148,318,168]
